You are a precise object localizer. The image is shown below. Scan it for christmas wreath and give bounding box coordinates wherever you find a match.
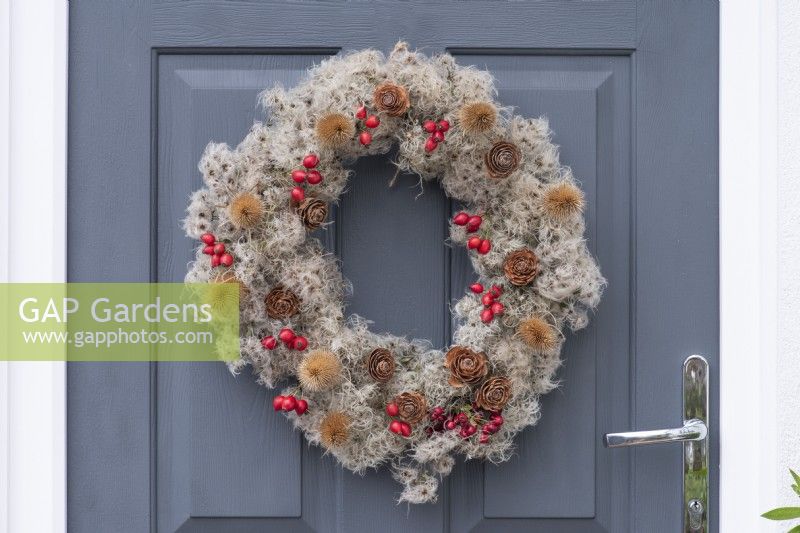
[184,42,604,504]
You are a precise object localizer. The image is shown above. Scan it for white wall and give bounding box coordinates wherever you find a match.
[777,0,800,516]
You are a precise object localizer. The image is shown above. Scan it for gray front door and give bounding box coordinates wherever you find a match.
[67,2,719,531]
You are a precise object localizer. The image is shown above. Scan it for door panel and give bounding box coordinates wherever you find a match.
[68,2,718,532]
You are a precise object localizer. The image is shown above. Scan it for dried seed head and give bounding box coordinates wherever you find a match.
[229,192,264,229]
[298,350,342,392]
[517,316,557,352]
[316,113,355,147]
[458,102,497,134]
[543,182,584,221]
[320,411,350,447]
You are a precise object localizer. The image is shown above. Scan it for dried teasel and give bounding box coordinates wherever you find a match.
[298,350,342,392]
[315,112,355,147]
[458,102,497,134]
[211,269,249,301]
[366,348,395,383]
[517,316,557,352]
[485,141,521,179]
[320,411,351,448]
[373,82,410,117]
[503,248,539,286]
[543,182,584,221]
[229,192,264,229]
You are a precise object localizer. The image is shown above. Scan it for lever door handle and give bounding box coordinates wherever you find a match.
[603,355,710,532]
[603,419,707,448]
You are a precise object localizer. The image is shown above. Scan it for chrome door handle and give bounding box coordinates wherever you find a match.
[603,355,710,533]
[604,419,707,448]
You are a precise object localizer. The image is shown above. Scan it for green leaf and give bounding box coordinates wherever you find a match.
[791,469,800,497]
[788,525,800,533]
[761,507,800,520]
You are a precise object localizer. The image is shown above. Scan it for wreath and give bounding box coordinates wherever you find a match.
[184,42,604,504]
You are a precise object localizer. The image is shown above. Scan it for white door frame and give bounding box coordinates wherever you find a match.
[0,1,780,530]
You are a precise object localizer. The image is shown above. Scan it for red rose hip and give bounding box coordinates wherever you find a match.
[481,293,494,306]
[261,336,277,350]
[399,422,412,437]
[467,236,481,250]
[220,253,233,267]
[282,396,297,412]
[306,170,323,185]
[211,254,221,267]
[438,119,450,132]
[470,283,484,294]
[272,395,285,411]
[291,169,307,183]
[490,302,505,315]
[295,399,308,415]
[365,115,380,128]
[290,186,305,202]
[302,154,319,169]
[278,328,295,343]
[424,137,438,152]
[202,245,215,255]
[386,403,400,417]
[389,420,403,434]
[359,132,372,146]
[477,239,492,255]
[355,105,367,119]
[292,336,308,351]
[453,212,469,226]
[480,308,494,323]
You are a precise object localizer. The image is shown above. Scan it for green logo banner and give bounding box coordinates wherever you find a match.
[0,283,240,361]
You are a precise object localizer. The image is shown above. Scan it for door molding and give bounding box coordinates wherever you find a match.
[720,0,779,531]
[0,2,779,531]
[0,1,67,533]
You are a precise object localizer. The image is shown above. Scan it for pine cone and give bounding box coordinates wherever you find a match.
[265,286,300,319]
[395,391,427,424]
[503,248,539,286]
[474,376,512,412]
[297,198,328,230]
[485,141,521,179]
[445,346,488,387]
[366,348,395,383]
[373,83,410,117]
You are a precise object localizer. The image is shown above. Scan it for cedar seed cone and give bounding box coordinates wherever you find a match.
[366,348,395,383]
[445,346,488,387]
[264,286,300,319]
[485,141,521,179]
[297,198,328,230]
[395,391,427,424]
[503,248,539,286]
[373,82,410,117]
[474,376,512,412]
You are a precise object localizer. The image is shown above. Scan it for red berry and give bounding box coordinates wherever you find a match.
[491,414,504,426]
[220,253,234,267]
[290,186,305,203]
[466,215,482,230]
[202,245,215,255]
[261,336,277,350]
[433,130,445,142]
[282,396,297,412]
[278,328,295,343]
[490,302,504,315]
[465,424,477,436]
[399,422,412,437]
[291,169,307,183]
[438,119,450,132]
[480,308,494,323]
[423,120,437,133]
[470,283,484,294]
[211,254,221,267]
[365,115,380,128]
[389,420,403,434]
[386,403,400,417]
[456,413,468,424]
[355,105,367,119]
[272,395,285,411]
[302,154,319,169]
[432,407,444,417]
[359,132,372,146]
[306,170,323,185]
[477,239,492,255]
[481,293,494,307]
[467,236,481,250]
[213,243,225,255]
[201,233,216,245]
[424,137,438,152]
[479,434,490,444]
[491,284,503,295]
[445,420,457,430]
[453,212,469,226]
[295,399,308,415]
[292,336,308,351]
